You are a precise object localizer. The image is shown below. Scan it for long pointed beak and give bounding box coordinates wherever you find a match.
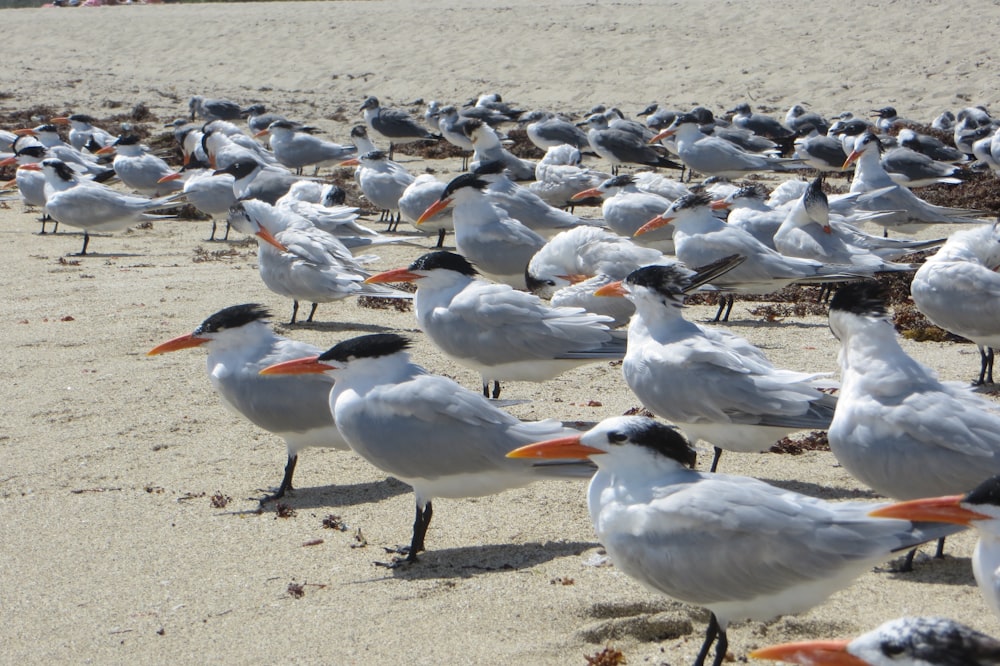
[259,355,337,376]
[593,280,627,297]
[13,128,37,136]
[95,145,116,156]
[749,639,865,665]
[253,129,270,138]
[338,157,360,167]
[416,197,451,225]
[19,163,42,172]
[51,117,70,125]
[634,214,672,236]
[710,199,730,211]
[254,226,288,252]
[506,435,604,460]
[0,155,17,167]
[364,267,423,284]
[649,128,676,143]
[158,172,183,184]
[570,187,603,201]
[868,495,988,525]
[557,273,590,284]
[842,150,861,169]
[147,333,209,356]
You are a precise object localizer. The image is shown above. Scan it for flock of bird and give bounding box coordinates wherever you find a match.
[7,92,1000,666]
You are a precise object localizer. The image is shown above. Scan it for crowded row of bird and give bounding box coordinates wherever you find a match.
[5,92,1000,666]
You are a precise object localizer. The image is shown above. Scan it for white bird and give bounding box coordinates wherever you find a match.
[571,173,676,251]
[257,119,356,175]
[596,262,836,472]
[158,158,237,240]
[473,160,591,237]
[366,250,624,398]
[507,416,957,666]
[15,123,109,177]
[750,616,1000,666]
[464,119,537,181]
[23,158,184,255]
[650,113,800,179]
[98,134,184,197]
[1,141,58,232]
[526,225,668,326]
[844,131,985,234]
[397,173,454,247]
[339,149,415,231]
[581,113,682,175]
[212,159,303,204]
[636,192,860,321]
[274,180,372,238]
[910,222,1000,384]
[51,113,115,151]
[226,199,409,324]
[827,281,1000,568]
[147,304,348,501]
[417,172,546,288]
[528,144,610,209]
[259,332,594,563]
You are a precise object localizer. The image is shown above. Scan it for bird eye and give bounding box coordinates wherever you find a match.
[608,431,628,444]
[880,642,905,657]
[546,280,556,287]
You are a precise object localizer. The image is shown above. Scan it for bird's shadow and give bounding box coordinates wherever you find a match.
[371,540,600,580]
[712,318,830,331]
[881,551,978,587]
[276,321,414,335]
[758,477,883,501]
[283,476,412,508]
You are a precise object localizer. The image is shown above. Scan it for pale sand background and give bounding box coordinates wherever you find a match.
[2,1,999,664]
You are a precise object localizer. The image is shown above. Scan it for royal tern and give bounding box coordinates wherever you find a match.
[844,131,985,234]
[472,160,590,237]
[595,262,834,471]
[212,159,302,205]
[507,416,956,666]
[570,174,676,251]
[1,142,55,232]
[189,95,243,122]
[910,222,1000,384]
[16,123,109,177]
[147,304,348,501]
[201,121,278,170]
[23,158,184,255]
[463,119,537,181]
[527,144,610,209]
[870,476,1000,621]
[581,113,681,175]
[416,172,546,287]
[360,96,437,159]
[651,113,801,179]
[227,199,408,323]
[98,134,185,197]
[51,114,115,151]
[260,333,594,562]
[339,150,414,231]
[158,157,237,240]
[257,120,355,175]
[397,174,453,247]
[828,281,1000,565]
[636,192,861,321]
[274,180,371,238]
[751,616,1000,666]
[366,250,623,397]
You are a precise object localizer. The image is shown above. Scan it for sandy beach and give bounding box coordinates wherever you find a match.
[2,1,999,664]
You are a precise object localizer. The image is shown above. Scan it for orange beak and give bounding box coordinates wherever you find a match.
[157,172,184,184]
[259,355,338,376]
[364,267,423,284]
[593,280,627,297]
[842,150,861,169]
[634,214,672,237]
[749,639,867,665]
[416,197,452,225]
[0,155,17,167]
[506,435,604,460]
[18,163,42,172]
[254,226,288,252]
[868,495,989,525]
[557,273,590,284]
[710,199,730,211]
[649,128,676,143]
[253,129,270,138]
[570,187,603,201]
[338,157,360,167]
[147,332,210,356]
[13,128,38,136]
[51,117,70,125]
[95,145,116,156]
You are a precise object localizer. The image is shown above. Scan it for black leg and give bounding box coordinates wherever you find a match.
[709,446,723,473]
[711,626,728,666]
[306,303,318,322]
[694,613,721,666]
[260,453,298,503]
[208,219,217,241]
[988,348,995,384]
[222,221,231,241]
[290,300,300,325]
[722,295,734,322]
[482,379,490,398]
[491,381,502,399]
[77,231,91,256]
[934,536,946,559]
[407,500,433,562]
[899,546,917,573]
[436,227,446,248]
[713,297,726,322]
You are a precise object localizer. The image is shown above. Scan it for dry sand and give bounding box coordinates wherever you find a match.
[2,1,998,664]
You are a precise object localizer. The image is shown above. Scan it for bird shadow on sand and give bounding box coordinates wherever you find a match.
[276,320,410,335]
[373,540,600,580]
[880,551,978,587]
[276,476,412,509]
[712,318,830,331]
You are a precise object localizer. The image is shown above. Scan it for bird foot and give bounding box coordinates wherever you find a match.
[256,486,291,504]
[374,546,419,568]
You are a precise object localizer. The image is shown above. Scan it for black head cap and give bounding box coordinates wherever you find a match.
[68,113,96,123]
[605,173,636,188]
[323,184,346,206]
[43,159,77,182]
[625,263,692,298]
[472,160,506,176]
[318,333,411,363]
[441,172,489,199]
[609,417,697,468]
[964,475,1000,508]
[350,125,369,138]
[195,303,271,334]
[15,145,47,159]
[215,159,262,179]
[828,281,888,319]
[733,183,768,200]
[114,134,142,147]
[409,251,478,276]
[361,150,387,161]
[804,175,828,209]
[671,191,713,212]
